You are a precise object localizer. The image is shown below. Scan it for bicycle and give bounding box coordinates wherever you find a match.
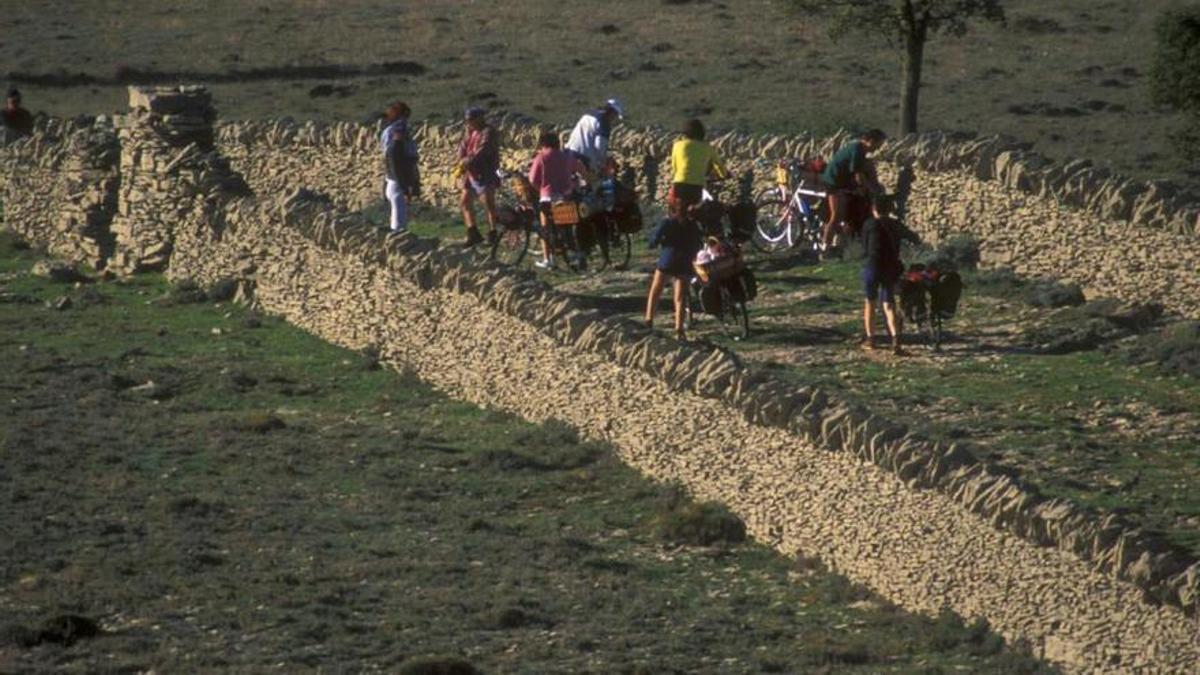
[489,171,538,266]
[752,158,828,256]
[687,252,751,340]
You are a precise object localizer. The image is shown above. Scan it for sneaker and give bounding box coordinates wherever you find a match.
[860,336,875,351]
[534,258,553,270]
[463,227,484,248]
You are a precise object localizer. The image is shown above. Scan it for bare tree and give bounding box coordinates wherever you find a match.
[791,0,1005,135]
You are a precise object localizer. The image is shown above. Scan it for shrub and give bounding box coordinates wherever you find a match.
[1124,320,1200,377]
[652,500,746,546]
[1026,280,1086,308]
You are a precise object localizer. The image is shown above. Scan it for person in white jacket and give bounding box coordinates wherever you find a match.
[565,99,624,172]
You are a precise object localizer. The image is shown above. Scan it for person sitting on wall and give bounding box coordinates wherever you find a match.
[860,194,919,355]
[646,199,703,341]
[380,101,420,233]
[565,98,624,175]
[2,88,34,141]
[456,107,501,248]
[668,118,728,212]
[820,128,886,258]
[527,129,586,270]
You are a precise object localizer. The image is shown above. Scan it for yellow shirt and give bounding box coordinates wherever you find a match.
[671,138,728,186]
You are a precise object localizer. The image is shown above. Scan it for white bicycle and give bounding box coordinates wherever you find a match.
[752,160,828,256]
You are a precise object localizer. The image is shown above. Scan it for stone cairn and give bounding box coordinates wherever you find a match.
[109,85,246,274]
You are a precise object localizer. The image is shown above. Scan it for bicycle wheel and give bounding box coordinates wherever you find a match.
[752,198,794,254]
[491,223,532,266]
[720,280,750,340]
[609,231,632,270]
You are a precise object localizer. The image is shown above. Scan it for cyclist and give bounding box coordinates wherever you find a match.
[456,107,501,248]
[669,118,728,212]
[527,130,586,269]
[646,199,703,340]
[819,128,886,256]
[860,194,918,355]
[565,99,624,173]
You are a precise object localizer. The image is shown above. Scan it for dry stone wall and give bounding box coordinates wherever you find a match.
[213,115,1200,318]
[162,187,1200,671]
[0,117,119,269]
[2,87,1200,638]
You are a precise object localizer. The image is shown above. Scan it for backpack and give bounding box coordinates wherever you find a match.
[615,203,644,234]
[930,271,963,318]
[727,201,756,243]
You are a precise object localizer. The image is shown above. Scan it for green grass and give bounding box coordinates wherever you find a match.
[8,0,1197,192]
[472,220,1200,558]
[0,232,1052,672]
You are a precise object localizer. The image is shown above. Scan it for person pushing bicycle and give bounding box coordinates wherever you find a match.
[669,118,729,213]
[819,128,886,257]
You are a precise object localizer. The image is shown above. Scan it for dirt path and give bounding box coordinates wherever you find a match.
[265,253,1200,672]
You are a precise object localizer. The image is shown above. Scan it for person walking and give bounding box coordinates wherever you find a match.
[380,101,419,233]
[527,130,585,269]
[456,107,501,248]
[646,199,703,340]
[860,194,918,355]
[819,128,886,256]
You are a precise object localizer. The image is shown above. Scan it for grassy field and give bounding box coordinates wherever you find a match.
[384,209,1200,559]
[3,0,1198,192]
[0,233,1052,672]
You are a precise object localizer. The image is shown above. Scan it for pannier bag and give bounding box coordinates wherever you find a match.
[616,203,644,234]
[496,204,533,231]
[727,202,756,243]
[692,201,725,237]
[698,283,723,315]
[551,200,580,227]
[931,271,963,318]
[738,268,758,301]
[575,218,597,251]
[701,255,745,284]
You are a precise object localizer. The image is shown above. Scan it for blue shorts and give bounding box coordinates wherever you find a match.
[864,267,897,304]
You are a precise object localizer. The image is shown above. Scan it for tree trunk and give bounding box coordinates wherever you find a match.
[899,28,926,136]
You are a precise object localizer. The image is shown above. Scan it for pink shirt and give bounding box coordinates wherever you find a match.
[527,148,584,201]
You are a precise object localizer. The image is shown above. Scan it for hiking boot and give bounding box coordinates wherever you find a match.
[463,227,484,248]
[892,339,905,356]
[860,336,875,351]
[487,229,499,246]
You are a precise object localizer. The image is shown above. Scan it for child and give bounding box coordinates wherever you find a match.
[646,201,702,340]
[527,130,585,269]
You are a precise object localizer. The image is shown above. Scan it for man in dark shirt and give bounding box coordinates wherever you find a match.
[860,194,918,354]
[2,88,34,140]
[820,128,885,255]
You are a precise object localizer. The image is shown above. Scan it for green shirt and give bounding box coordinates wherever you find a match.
[821,140,867,189]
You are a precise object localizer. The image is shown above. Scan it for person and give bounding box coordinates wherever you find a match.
[820,128,886,255]
[860,194,918,355]
[565,99,624,172]
[669,118,728,211]
[380,101,419,233]
[456,107,501,248]
[527,130,585,269]
[2,88,34,140]
[646,199,703,340]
